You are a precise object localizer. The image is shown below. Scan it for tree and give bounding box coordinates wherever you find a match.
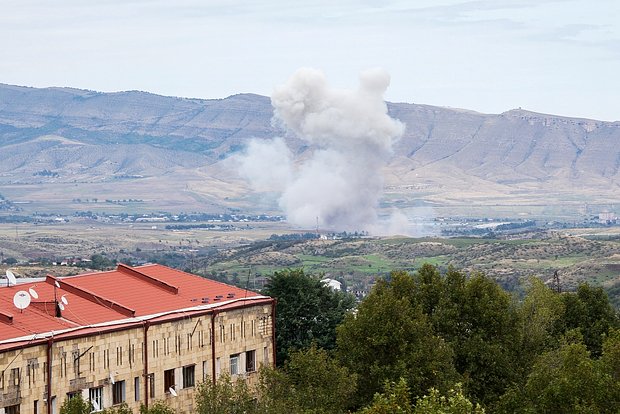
[259,346,357,414]
[414,384,485,414]
[359,380,484,414]
[358,378,412,414]
[101,403,132,414]
[558,283,620,357]
[59,394,91,414]
[140,401,175,414]
[336,271,457,407]
[194,374,259,414]
[499,331,620,413]
[262,268,355,364]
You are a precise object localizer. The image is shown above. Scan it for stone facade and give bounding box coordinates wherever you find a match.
[1,303,274,414]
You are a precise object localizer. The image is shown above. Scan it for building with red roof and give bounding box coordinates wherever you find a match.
[0,264,275,414]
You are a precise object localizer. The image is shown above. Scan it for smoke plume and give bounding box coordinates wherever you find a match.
[238,68,405,232]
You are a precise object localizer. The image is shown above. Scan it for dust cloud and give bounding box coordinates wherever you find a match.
[238,68,406,233]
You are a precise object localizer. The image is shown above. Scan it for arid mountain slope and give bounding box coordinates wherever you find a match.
[1,83,618,213]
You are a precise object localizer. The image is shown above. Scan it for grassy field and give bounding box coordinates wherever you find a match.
[2,218,620,306]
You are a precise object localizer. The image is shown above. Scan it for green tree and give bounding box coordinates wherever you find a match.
[140,400,175,414]
[414,384,485,414]
[195,374,259,414]
[101,403,132,414]
[336,271,457,407]
[359,380,484,414]
[558,283,619,357]
[59,394,91,414]
[500,331,620,413]
[358,378,412,414]
[262,268,355,364]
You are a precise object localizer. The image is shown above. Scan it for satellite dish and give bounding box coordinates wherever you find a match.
[54,280,60,288]
[169,387,177,397]
[109,373,115,384]
[92,400,100,412]
[13,290,31,310]
[61,295,68,305]
[58,303,65,311]
[6,270,17,286]
[29,287,39,299]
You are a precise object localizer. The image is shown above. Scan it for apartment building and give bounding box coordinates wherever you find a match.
[0,264,275,414]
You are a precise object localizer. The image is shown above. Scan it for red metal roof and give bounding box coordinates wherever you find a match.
[0,264,271,350]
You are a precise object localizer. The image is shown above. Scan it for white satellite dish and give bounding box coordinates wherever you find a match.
[29,287,39,299]
[92,400,100,412]
[13,290,31,310]
[61,295,68,305]
[109,373,115,384]
[6,270,17,286]
[58,303,65,311]
[169,387,177,397]
[54,280,60,288]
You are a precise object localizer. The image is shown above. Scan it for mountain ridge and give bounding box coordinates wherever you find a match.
[1,83,618,215]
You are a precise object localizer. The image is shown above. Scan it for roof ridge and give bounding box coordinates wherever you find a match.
[116,263,179,294]
[46,275,136,317]
[151,264,259,295]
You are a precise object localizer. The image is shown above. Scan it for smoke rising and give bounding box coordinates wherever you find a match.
[238,68,405,232]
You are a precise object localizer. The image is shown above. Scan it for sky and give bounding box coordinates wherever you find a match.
[1,0,619,121]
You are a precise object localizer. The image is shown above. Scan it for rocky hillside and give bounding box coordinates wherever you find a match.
[1,83,619,212]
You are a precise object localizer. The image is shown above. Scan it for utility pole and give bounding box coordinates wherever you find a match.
[552,270,561,293]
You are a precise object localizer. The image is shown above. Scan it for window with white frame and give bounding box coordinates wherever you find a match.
[89,387,103,411]
[229,354,240,375]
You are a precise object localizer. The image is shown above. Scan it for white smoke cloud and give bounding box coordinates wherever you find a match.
[237,137,292,192]
[238,68,405,232]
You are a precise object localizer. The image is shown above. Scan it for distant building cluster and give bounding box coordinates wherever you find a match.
[598,211,618,224]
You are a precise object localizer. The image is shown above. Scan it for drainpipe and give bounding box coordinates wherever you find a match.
[211,311,217,384]
[271,299,277,367]
[46,337,53,414]
[143,321,150,410]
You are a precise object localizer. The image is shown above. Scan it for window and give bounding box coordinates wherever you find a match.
[263,346,269,365]
[34,400,38,414]
[202,361,208,381]
[112,380,125,405]
[6,405,20,414]
[229,354,239,375]
[163,369,175,393]
[147,373,155,398]
[215,358,220,378]
[89,387,103,411]
[246,350,256,373]
[182,365,195,388]
[11,367,20,386]
[134,377,140,402]
[67,392,79,400]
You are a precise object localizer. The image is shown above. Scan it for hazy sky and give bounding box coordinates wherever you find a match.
[1,0,619,121]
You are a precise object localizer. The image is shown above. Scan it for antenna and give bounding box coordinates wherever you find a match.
[13,290,31,312]
[61,295,68,305]
[6,270,17,286]
[28,287,38,299]
[169,387,177,397]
